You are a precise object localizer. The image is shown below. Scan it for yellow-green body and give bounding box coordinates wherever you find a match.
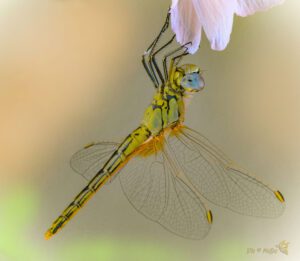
[143,85,185,134]
[45,81,187,239]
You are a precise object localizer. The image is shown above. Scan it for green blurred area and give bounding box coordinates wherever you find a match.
[0,187,39,261]
[0,187,185,261]
[0,187,250,261]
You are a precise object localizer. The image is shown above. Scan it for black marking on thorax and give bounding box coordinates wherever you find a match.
[165,94,178,101]
[152,104,163,110]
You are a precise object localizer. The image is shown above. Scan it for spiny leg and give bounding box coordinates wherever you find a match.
[143,12,170,87]
[151,35,176,85]
[173,49,190,66]
[142,58,158,87]
[164,43,191,79]
[142,11,170,88]
[163,42,192,81]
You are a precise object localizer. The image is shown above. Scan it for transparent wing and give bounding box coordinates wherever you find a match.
[119,139,212,240]
[70,142,119,180]
[166,126,285,218]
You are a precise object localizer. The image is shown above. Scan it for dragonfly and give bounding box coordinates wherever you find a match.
[45,13,285,240]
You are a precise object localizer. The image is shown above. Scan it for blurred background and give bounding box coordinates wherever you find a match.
[0,0,299,260]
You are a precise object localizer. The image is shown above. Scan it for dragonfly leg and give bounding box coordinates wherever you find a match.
[173,48,190,66]
[142,56,158,88]
[163,42,191,81]
[150,35,176,85]
[142,10,170,88]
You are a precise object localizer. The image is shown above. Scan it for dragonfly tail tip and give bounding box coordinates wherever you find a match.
[44,230,53,240]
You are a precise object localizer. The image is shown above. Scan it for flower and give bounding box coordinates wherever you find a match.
[170,0,285,54]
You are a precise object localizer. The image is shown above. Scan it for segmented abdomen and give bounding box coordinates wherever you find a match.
[45,125,152,239]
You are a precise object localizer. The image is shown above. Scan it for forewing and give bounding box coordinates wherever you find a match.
[70,142,119,180]
[167,126,285,218]
[119,140,212,239]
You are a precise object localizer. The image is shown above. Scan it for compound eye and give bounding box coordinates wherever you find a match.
[181,73,204,92]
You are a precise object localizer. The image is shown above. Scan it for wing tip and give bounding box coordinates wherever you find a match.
[206,210,213,224]
[274,190,285,203]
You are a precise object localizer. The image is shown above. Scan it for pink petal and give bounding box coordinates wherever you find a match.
[170,0,202,54]
[171,0,179,8]
[236,0,285,16]
[170,0,285,53]
[192,0,236,51]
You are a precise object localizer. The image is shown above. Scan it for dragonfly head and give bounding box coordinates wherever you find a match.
[174,64,205,93]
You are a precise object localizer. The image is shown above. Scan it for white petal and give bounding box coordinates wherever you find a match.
[170,0,202,54]
[171,0,179,8]
[192,0,236,51]
[236,0,285,17]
